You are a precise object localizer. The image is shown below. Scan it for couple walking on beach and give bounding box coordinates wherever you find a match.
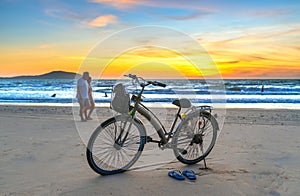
[77,72,95,122]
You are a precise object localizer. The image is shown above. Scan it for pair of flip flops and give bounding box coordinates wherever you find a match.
[168,170,197,181]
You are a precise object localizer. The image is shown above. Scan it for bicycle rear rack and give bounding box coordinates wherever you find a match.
[184,105,213,115]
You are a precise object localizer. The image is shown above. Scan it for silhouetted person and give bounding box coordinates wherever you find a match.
[77,72,90,122]
[261,85,264,93]
[87,76,95,120]
[51,93,56,97]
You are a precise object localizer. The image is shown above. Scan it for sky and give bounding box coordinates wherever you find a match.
[0,0,300,78]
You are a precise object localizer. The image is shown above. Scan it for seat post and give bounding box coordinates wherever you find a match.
[169,107,181,135]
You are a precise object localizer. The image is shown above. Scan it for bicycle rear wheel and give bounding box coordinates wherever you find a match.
[86,115,146,175]
[172,111,218,164]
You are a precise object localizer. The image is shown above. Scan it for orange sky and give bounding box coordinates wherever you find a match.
[2,34,299,79]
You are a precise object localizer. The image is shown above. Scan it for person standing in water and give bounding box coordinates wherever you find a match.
[87,76,95,120]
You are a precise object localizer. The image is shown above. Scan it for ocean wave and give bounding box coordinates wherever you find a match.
[0,79,299,104]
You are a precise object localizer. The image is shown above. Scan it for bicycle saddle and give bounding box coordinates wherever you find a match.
[172,98,191,108]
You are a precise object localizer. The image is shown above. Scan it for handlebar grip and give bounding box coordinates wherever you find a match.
[124,74,137,79]
[154,81,166,88]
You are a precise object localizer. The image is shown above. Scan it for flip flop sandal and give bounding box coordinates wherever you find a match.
[168,170,185,180]
[182,170,197,180]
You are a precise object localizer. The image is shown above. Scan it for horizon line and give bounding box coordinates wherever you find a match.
[1,70,299,80]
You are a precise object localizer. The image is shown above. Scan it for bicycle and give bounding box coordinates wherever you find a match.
[86,74,219,175]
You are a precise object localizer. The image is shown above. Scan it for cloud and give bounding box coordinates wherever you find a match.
[205,26,300,48]
[90,0,137,3]
[44,8,85,21]
[216,60,240,65]
[89,0,215,22]
[126,47,180,58]
[248,8,289,18]
[202,24,300,78]
[45,6,118,28]
[89,0,215,11]
[89,0,139,8]
[164,11,210,21]
[88,14,118,27]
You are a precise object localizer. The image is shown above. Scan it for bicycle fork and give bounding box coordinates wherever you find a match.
[114,116,134,148]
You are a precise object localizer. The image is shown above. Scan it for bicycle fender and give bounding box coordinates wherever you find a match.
[201,111,219,131]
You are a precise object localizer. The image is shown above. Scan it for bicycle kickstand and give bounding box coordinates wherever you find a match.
[203,157,207,169]
[200,157,208,170]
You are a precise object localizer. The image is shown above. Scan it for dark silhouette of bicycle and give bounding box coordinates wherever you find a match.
[86,74,219,175]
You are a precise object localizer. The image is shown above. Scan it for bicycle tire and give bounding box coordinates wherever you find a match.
[86,115,146,175]
[172,111,218,165]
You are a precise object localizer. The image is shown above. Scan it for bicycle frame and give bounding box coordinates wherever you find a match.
[130,84,182,145]
[118,74,215,147]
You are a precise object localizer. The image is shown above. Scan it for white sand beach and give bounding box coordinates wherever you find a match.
[0,105,300,195]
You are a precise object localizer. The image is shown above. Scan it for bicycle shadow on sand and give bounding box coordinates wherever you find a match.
[60,159,259,196]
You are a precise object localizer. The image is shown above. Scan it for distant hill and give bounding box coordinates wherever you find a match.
[1,71,81,79]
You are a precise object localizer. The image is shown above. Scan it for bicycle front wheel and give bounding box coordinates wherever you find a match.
[86,115,146,175]
[172,111,218,165]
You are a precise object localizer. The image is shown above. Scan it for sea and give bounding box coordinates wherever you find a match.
[0,79,299,109]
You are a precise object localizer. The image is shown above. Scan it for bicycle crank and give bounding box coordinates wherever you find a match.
[190,133,203,145]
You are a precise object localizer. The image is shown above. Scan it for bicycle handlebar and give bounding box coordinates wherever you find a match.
[148,81,167,88]
[124,74,166,88]
[124,74,137,80]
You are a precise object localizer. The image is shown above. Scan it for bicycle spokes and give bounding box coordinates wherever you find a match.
[172,112,218,164]
[86,116,145,175]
